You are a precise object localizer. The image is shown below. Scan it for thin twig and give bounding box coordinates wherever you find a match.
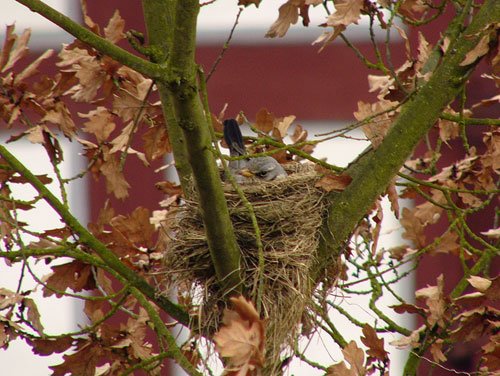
[206,7,243,82]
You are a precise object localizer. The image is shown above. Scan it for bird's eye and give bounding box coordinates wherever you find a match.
[255,171,268,178]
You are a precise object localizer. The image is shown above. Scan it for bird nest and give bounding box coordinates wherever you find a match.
[159,163,332,370]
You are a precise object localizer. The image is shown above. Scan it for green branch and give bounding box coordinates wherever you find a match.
[440,112,500,126]
[160,0,242,293]
[0,144,190,326]
[14,0,164,80]
[313,0,500,280]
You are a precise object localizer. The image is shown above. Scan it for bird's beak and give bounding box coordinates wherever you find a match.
[239,168,254,177]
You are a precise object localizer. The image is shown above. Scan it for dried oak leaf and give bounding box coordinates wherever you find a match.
[265,0,300,38]
[415,274,447,328]
[0,25,30,72]
[110,207,156,249]
[238,0,262,6]
[254,108,275,134]
[214,295,265,375]
[361,324,388,362]
[50,341,103,376]
[460,34,491,66]
[481,333,500,372]
[42,100,76,139]
[354,100,397,148]
[451,306,498,343]
[142,123,171,162]
[0,288,24,309]
[398,0,429,20]
[400,207,426,248]
[429,339,447,363]
[437,117,460,144]
[326,0,364,27]
[79,107,116,143]
[24,298,44,336]
[28,336,73,356]
[468,275,492,293]
[100,152,130,199]
[385,178,400,219]
[14,49,54,85]
[43,261,96,297]
[104,10,125,44]
[315,172,352,192]
[327,340,365,376]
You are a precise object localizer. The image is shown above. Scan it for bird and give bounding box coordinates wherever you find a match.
[223,118,287,182]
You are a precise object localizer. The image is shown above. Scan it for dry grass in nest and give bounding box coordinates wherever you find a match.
[160,163,331,370]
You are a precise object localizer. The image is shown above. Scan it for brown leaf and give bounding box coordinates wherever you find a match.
[0,25,17,71]
[265,0,300,38]
[315,173,352,192]
[110,207,156,249]
[451,307,494,342]
[84,299,106,324]
[25,125,46,144]
[416,32,431,72]
[371,200,383,254]
[100,153,130,199]
[361,325,388,361]
[354,100,396,147]
[42,100,76,138]
[0,288,24,309]
[290,124,308,144]
[43,261,96,297]
[112,78,152,122]
[458,191,483,208]
[391,303,426,316]
[481,227,500,239]
[50,341,102,376]
[274,115,295,138]
[460,34,490,66]
[326,0,364,27]
[326,361,355,376]
[415,274,447,328]
[468,276,492,292]
[1,26,30,72]
[400,207,426,248]
[429,340,447,363]
[104,10,125,43]
[211,112,224,133]
[155,180,182,196]
[238,0,262,6]
[398,0,429,19]
[432,230,461,255]
[142,123,171,162]
[14,49,54,84]
[313,27,346,50]
[28,336,73,356]
[342,341,365,375]
[437,117,460,144]
[386,179,400,219]
[79,107,116,143]
[24,298,44,336]
[80,0,100,33]
[214,296,265,374]
[254,108,275,133]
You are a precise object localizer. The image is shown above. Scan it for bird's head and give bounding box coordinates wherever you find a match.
[244,157,287,181]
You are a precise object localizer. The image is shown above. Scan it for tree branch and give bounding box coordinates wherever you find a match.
[0,144,190,326]
[14,0,164,80]
[143,0,243,293]
[312,0,499,282]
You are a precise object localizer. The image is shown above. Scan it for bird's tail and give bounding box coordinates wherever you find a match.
[223,118,246,156]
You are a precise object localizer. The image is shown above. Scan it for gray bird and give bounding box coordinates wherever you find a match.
[223,119,287,182]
